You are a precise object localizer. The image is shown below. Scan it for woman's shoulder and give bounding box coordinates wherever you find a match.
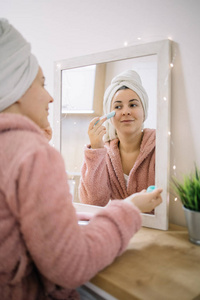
[1,113,60,160]
[0,113,46,141]
[143,128,156,140]
[143,128,156,135]
[141,128,156,151]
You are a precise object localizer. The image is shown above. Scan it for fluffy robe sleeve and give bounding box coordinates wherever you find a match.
[79,146,113,206]
[18,144,142,289]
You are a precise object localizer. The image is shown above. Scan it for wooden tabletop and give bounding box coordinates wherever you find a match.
[90,224,200,300]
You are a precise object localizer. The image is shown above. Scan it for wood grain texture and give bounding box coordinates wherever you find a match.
[91,224,200,300]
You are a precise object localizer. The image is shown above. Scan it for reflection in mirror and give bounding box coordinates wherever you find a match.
[78,67,156,213]
[53,40,171,230]
[61,56,157,174]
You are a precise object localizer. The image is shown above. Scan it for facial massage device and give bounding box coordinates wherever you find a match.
[94,110,116,125]
[146,185,156,192]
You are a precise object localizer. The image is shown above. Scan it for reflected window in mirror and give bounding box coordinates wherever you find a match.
[62,65,96,113]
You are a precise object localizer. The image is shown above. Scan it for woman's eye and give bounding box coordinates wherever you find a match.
[130,104,137,107]
[115,105,121,109]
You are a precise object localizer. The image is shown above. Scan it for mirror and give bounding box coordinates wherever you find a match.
[53,40,171,230]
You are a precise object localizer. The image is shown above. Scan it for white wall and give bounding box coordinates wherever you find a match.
[2,0,200,226]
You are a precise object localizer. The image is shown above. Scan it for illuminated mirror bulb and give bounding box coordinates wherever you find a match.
[124,41,128,47]
[163,97,167,101]
[174,197,178,201]
[170,63,174,68]
[173,165,176,170]
[168,131,171,136]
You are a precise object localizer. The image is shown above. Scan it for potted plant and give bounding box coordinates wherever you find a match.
[172,165,200,245]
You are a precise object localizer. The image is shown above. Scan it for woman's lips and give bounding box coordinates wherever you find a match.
[120,119,134,123]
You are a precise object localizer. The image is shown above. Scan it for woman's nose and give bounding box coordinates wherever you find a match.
[122,107,131,115]
[49,93,54,103]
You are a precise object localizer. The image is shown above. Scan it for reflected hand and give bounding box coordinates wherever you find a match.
[124,188,163,213]
[88,116,107,149]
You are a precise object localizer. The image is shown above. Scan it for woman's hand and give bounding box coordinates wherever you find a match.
[124,188,163,213]
[88,116,107,149]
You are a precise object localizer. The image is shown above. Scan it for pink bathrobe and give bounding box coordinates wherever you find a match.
[79,129,155,206]
[0,113,141,300]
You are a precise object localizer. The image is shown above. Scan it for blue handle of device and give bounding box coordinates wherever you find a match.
[146,185,156,192]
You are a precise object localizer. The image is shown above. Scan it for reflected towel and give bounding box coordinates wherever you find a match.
[103,69,149,141]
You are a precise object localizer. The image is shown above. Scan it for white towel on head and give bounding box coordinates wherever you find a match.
[0,18,39,112]
[103,69,149,142]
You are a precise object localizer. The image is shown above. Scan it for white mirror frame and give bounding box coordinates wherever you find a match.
[53,39,171,230]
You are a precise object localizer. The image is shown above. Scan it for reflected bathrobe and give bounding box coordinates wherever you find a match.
[0,113,142,300]
[79,128,155,206]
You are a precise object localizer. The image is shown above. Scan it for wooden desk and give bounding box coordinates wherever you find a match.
[90,224,200,300]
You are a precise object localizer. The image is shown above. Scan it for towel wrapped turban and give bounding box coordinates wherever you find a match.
[0,18,39,112]
[103,69,149,142]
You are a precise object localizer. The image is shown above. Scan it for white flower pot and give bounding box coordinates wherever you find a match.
[183,206,200,245]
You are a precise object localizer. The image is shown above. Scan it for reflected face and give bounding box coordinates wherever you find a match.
[18,67,53,129]
[111,88,144,136]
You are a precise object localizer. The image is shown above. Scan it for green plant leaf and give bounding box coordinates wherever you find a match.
[171,164,200,212]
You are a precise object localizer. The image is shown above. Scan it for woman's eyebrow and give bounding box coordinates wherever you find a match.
[129,99,140,102]
[113,99,139,104]
[113,100,122,104]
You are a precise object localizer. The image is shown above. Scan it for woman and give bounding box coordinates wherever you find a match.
[79,70,155,206]
[0,19,162,300]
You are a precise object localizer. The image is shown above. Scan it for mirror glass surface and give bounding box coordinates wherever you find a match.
[62,64,97,113]
[53,40,171,230]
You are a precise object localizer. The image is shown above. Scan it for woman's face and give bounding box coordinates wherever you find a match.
[18,67,53,129]
[110,88,144,137]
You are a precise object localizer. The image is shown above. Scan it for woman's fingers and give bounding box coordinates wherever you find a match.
[88,116,107,149]
[150,188,163,199]
[148,188,163,209]
[88,116,107,131]
[88,117,100,130]
[124,188,163,213]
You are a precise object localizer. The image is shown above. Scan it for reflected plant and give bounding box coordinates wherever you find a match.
[172,165,200,212]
